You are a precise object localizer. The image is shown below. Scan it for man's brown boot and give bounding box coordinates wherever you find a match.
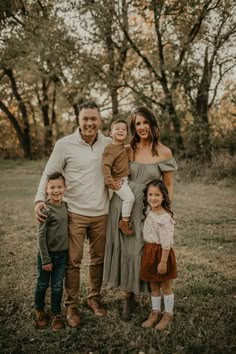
[87,298,106,316]
[142,310,160,328]
[51,313,65,331]
[119,219,134,236]
[66,306,80,328]
[155,312,173,331]
[35,309,49,329]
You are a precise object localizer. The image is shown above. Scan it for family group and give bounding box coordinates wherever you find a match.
[33,101,177,332]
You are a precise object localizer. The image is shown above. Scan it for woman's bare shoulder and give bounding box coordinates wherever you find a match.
[157,143,173,159]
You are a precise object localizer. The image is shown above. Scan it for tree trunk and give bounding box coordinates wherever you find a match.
[2,68,32,159]
[111,87,119,121]
[193,48,212,161]
[73,103,79,126]
[164,92,185,153]
[0,100,32,159]
[41,78,53,156]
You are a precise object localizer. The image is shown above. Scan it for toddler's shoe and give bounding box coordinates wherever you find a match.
[35,309,49,329]
[155,311,173,331]
[142,310,160,328]
[119,219,134,236]
[50,313,65,331]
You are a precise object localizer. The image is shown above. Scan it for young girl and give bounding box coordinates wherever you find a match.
[140,179,177,331]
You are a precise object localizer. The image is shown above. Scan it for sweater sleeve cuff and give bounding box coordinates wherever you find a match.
[42,256,51,265]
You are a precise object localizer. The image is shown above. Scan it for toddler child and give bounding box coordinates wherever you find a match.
[102,119,135,236]
[140,179,177,331]
[34,172,68,331]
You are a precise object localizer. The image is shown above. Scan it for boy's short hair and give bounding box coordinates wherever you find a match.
[110,119,128,130]
[47,172,65,184]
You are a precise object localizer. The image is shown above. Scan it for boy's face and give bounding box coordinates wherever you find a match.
[110,122,128,143]
[46,178,66,205]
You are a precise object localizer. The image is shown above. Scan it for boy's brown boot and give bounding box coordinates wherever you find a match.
[155,312,173,331]
[51,313,65,331]
[142,310,160,328]
[119,219,134,236]
[35,309,49,329]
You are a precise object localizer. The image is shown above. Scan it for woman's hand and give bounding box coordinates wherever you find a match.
[35,202,48,223]
[157,261,167,274]
[42,263,53,272]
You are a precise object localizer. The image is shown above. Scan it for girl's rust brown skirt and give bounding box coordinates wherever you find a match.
[140,243,177,282]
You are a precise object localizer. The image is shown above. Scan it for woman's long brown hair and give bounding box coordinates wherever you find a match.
[129,106,160,156]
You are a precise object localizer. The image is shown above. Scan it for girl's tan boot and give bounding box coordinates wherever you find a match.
[142,310,160,328]
[155,311,173,331]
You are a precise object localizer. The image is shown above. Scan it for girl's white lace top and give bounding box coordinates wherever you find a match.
[143,211,175,250]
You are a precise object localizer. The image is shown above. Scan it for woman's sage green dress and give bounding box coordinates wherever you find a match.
[103,158,177,294]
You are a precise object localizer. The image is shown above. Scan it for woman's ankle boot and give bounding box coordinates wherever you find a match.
[121,293,135,321]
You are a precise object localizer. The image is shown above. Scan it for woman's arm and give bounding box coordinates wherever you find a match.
[162,171,174,201]
[125,144,133,161]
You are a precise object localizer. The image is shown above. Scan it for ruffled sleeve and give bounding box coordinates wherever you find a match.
[158,158,178,172]
[158,214,175,250]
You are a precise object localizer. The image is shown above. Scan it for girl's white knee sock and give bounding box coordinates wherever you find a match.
[164,293,174,313]
[151,296,161,311]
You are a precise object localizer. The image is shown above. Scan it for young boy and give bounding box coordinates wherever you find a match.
[34,172,68,331]
[102,119,135,236]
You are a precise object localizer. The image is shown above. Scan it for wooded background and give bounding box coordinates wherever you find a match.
[0,0,236,162]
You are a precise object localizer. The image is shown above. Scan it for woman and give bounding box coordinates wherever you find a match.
[103,106,177,321]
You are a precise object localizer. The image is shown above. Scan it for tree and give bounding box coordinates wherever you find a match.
[0,0,82,156]
[116,0,236,157]
[73,0,130,120]
[182,0,236,159]
[0,67,32,159]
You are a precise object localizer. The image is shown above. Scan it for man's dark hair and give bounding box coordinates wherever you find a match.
[47,172,65,184]
[79,100,100,113]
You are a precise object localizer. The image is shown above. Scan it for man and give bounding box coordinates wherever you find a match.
[34,101,112,328]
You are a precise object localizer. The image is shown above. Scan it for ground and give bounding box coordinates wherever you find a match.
[0,159,235,354]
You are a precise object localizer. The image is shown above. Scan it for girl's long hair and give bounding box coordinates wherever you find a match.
[143,179,173,218]
[129,106,160,156]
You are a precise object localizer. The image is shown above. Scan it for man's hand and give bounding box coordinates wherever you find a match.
[157,261,167,275]
[42,263,53,271]
[35,202,48,223]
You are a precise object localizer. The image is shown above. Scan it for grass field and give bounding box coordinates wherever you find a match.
[0,159,235,354]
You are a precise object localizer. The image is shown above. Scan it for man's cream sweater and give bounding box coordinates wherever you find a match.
[35,129,111,216]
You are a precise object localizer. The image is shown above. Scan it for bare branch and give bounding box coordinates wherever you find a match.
[209,61,236,107]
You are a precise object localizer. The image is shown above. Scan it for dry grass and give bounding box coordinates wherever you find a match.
[0,159,236,354]
[176,152,236,186]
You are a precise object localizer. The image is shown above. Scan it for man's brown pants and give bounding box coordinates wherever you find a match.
[64,212,108,307]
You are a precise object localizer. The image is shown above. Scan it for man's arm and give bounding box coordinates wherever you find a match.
[162,171,174,201]
[35,140,65,221]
